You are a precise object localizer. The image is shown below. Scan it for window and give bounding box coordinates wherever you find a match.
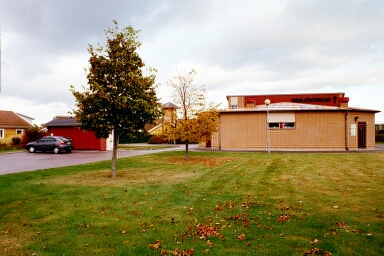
[16,129,23,135]
[268,122,296,129]
[350,124,356,136]
[230,97,238,109]
[269,123,280,128]
[268,113,296,129]
[0,129,4,138]
[283,122,295,128]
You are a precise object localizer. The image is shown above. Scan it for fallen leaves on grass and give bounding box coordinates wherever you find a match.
[149,239,195,256]
[310,239,319,245]
[214,205,223,211]
[277,215,290,223]
[148,240,161,250]
[238,233,246,241]
[216,199,262,211]
[195,224,223,240]
[241,201,262,209]
[228,213,249,221]
[224,201,235,209]
[303,248,332,255]
[160,248,195,255]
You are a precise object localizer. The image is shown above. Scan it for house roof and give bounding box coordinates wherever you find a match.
[45,116,81,127]
[147,123,163,134]
[220,102,381,113]
[16,113,35,123]
[0,110,33,128]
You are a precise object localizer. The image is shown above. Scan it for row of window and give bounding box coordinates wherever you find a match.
[0,129,24,138]
[268,122,296,129]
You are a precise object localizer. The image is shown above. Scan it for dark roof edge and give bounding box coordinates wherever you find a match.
[219,107,380,113]
[226,92,346,98]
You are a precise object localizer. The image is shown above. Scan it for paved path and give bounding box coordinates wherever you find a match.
[0,145,186,176]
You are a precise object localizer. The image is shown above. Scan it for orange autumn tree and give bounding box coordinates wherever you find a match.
[165,70,219,160]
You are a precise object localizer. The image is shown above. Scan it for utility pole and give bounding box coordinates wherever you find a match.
[265,99,271,153]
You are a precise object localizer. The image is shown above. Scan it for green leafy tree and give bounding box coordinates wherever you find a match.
[166,69,219,160]
[71,21,161,177]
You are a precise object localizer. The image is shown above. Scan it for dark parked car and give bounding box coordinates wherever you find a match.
[25,136,73,153]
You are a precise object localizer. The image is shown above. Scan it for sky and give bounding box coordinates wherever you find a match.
[0,0,383,124]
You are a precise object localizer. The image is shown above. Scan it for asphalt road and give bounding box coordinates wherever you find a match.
[0,146,185,176]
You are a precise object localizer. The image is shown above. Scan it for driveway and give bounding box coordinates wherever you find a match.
[0,146,185,176]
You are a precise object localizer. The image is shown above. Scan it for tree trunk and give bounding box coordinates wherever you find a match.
[111,128,119,178]
[185,141,189,161]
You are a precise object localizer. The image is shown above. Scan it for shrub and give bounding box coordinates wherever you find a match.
[22,125,47,145]
[120,134,153,143]
[0,143,11,151]
[148,135,165,144]
[376,134,384,142]
[11,137,22,146]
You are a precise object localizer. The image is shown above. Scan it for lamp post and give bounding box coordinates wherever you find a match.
[264,99,271,154]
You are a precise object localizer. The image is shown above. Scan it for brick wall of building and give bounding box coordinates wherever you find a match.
[211,110,376,151]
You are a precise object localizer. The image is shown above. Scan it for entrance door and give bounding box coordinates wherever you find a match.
[358,122,367,148]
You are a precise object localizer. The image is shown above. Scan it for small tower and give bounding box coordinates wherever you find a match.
[162,102,179,125]
[147,102,180,136]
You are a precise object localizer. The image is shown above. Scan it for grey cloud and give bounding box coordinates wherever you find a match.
[0,0,383,123]
[205,0,384,73]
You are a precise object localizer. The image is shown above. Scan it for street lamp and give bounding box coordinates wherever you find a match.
[264,99,271,154]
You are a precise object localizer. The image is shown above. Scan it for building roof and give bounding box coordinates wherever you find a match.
[226,92,346,98]
[163,102,180,109]
[147,123,163,134]
[16,113,35,124]
[220,102,381,113]
[45,116,81,127]
[0,110,33,128]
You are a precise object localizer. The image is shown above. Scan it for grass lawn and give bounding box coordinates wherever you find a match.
[0,148,24,154]
[0,151,383,255]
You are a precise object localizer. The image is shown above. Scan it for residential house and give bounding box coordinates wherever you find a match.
[0,110,33,144]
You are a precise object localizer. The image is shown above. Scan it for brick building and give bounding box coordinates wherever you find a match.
[210,93,380,151]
